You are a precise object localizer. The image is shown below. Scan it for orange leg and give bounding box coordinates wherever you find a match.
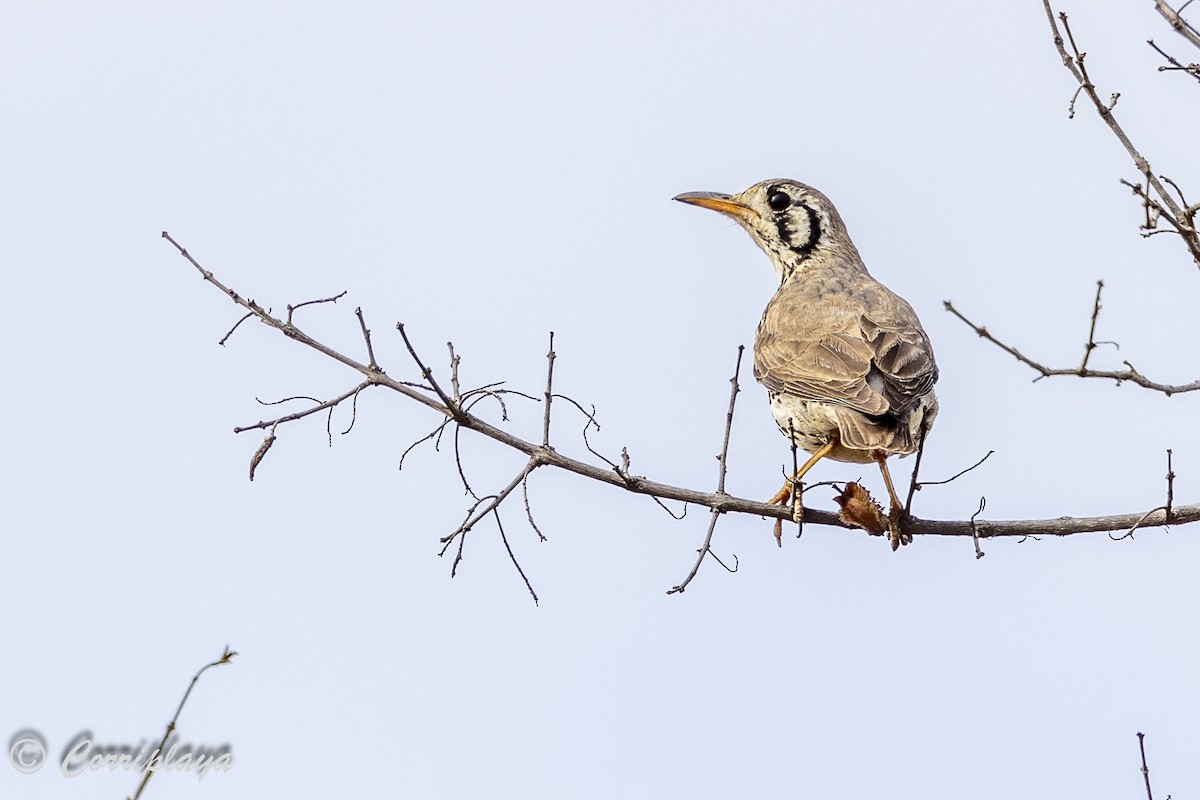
[873,452,911,549]
[770,439,836,516]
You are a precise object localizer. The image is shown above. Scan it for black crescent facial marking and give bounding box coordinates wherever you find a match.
[768,192,821,258]
[793,201,821,256]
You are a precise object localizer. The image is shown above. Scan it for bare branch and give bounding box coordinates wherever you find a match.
[543,331,556,447]
[339,385,364,436]
[1156,0,1200,49]
[165,236,1200,562]
[442,459,542,548]
[355,306,379,371]
[218,311,254,346]
[1042,3,1200,267]
[902,408,938,514]
[447,343,461,402]
[547,393,691,522]
[397,322,460,417]
[163,232,447,411]
[287,291,347,324]
[493,509,538,605]
[1079,279,1104,371]
[920,451,995,490]
[398,419,453,470]
[668,508,724,596]
[452,425,478,499]
[129,646,236,800]
[1165,449,1176,522]
[1137,731,1156,800]
[944,299,1200,395]
[779,417,802,545]
[233,382,374,433]
[970,498,987,560]
[521,471,546,542]
[1113,450,1178,541]
[668,346,744,595]
[1148,39,1200,82]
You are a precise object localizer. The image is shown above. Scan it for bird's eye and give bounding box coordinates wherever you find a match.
[767,192,791,211]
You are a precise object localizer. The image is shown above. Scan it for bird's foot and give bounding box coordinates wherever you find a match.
[887,505,912,551]
[769,480,803,547]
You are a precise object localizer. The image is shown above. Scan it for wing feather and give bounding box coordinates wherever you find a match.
[753,283,938,419]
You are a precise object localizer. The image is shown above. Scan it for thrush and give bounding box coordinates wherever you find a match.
[674,179,939,548]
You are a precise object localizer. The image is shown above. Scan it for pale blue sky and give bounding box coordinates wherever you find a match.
[2,2,1197,798]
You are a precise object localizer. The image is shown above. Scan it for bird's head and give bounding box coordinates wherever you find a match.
[673,179,857,283]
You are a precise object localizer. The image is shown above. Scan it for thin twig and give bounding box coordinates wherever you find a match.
[1137,731,1155,800]
[129,646,236,800]
[521,472,546,542]
[447,343,461,401]
[1165,449,1176,522]
[397,322,460,417]
[903,408,936,513]
[339,385,365,436]
[713,348,742,496]
[493,509,538,605]
[355,307,379,371]
[452,425,477,499]
[398,419,453,470]
[1043,3,1200,266]
[287,291,347,324]
[441,459,542,547]
[550,390,687,525]
[970,498,986,559]
[944,300,1200,395]
[1112,507,1159,541]
[1148,39,1200,82]
[233,383,373,433]
[1079,280,1104,371]
[462,383,527,422]
[1115,450,1181,540]
[218,312,254,346]
[668,346,744,595]
[450,525,467,577]
[607,447,686,520]
[543,331,556,447]
[919,451,995,489]
[790,418,802,540]
[651,496,688,520]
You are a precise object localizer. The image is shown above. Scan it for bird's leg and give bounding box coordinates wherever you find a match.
[770,439,836,522]
[873,453,911,550]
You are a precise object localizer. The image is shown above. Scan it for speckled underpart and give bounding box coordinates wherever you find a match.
[768,389,938,465]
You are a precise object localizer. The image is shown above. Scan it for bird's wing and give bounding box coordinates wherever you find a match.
[755,327,889,415]
[754,285,937,418]
[857,289,939,415]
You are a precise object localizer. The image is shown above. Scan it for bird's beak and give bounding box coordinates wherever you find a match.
[672,191,759,221]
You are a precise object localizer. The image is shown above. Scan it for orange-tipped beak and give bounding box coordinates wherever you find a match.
[672,191,759,222]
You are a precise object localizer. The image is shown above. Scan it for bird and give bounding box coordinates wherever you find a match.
[673,179,938,548]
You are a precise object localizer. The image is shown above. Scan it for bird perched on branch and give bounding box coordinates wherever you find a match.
[674,179,938,548]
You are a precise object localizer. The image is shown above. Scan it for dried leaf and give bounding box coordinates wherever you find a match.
[834,482,886,536]
[249,432,276,482]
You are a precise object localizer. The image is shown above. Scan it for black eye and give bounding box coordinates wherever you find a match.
[767,192,791,211]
